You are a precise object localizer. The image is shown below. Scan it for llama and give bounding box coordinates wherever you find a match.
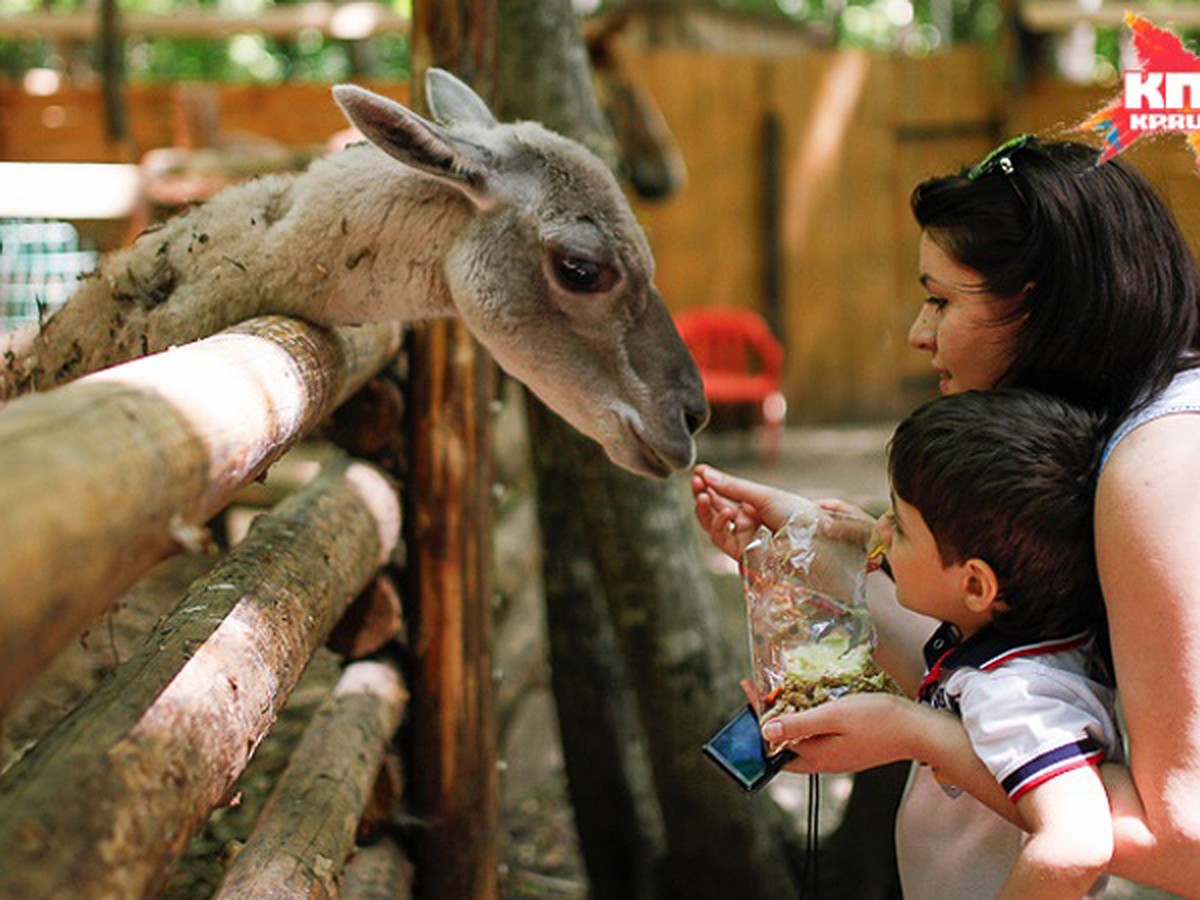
[0,69,708,478]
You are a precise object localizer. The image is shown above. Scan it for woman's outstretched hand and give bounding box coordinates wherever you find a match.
[692,464,876,561]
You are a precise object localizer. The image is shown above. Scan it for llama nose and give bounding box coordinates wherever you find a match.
[683,397,710,435]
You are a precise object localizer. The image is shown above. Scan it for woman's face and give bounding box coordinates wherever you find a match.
[909,232,1025,394]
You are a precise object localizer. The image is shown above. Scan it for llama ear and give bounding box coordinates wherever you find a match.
[425,68,498,129]
[333,84,492,206]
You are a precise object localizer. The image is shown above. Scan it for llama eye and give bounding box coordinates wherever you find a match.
[550,252,618,294]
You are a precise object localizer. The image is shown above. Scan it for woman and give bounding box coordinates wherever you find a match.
[693,137,1200,893]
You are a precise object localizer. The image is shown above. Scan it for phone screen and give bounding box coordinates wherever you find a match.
[702,704,796,793]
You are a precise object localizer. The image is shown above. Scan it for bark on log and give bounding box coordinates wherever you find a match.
[0,454,400,899]
[404,6,500,898]
[0,315,401,708]
[339,837,415,900]
[0,552,217,772]
[326,574,405,660]
[214,659,408,899]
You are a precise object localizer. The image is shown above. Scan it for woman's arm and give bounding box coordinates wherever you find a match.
[1094,414,1200,892]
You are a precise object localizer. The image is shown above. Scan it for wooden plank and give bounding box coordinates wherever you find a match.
[0,315,402,706]
[0,82,408,163]
[0,4,409,41]
[0,84,174,162]
[1021,1,1200,33]
[0,161,140,218]
[630,49,769,315]
[0,454,401,899]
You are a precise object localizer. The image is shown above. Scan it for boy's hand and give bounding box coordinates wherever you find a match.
[692,465,876,561]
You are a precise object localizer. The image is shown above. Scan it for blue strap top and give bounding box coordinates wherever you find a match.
[1099,367,1200,473]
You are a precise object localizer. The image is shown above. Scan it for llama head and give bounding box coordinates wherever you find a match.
[333,70,708,478]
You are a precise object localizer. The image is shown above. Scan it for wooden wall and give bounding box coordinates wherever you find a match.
[629,47,1002,422]
[0,81,408,162]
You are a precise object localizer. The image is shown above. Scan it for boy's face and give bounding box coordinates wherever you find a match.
[878,496,982,629]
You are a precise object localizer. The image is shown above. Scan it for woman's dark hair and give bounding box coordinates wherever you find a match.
[911,138,1200,420]
[889,389,1106,643]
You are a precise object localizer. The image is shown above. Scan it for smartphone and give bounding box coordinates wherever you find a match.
[702,703,797,794]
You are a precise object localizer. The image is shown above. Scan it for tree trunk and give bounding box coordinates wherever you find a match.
[0,316,401,708]
[214,659,409,899]
[0,454,401,899]
[819,762,909,899]
[496,4,803,897]
[527,399,666,900]
[403,2,500,897]
[98,0,128,149]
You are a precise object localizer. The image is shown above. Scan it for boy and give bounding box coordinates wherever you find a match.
[801,390,1119,899]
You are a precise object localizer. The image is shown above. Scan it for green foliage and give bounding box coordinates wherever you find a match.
[767,0,1002,53]
[0,0,412,84]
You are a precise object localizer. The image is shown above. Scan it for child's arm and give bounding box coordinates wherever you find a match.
[997,765,1113,900]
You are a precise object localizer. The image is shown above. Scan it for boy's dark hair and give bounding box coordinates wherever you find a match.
[888,389,1106,642]
[911,138,1200,421]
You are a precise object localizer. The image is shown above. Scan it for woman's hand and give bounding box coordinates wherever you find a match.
[692,464,876,561]
[760,693,923,774]
[764,693,1019,825]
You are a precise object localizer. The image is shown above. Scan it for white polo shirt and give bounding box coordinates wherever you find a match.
[896,623,1121,900]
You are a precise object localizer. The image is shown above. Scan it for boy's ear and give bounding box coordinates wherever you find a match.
[961,558,999,614]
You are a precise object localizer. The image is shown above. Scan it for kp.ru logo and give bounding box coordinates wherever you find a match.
[1083,13,1200,164]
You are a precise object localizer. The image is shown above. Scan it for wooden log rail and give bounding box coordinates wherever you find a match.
[214,658,409,898]
[0,452,402,898]
[0,315,403,708]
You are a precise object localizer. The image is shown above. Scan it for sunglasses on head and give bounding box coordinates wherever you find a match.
[966,133,1035,209]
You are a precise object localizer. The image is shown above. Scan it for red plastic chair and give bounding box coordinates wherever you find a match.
[675,307,787,464]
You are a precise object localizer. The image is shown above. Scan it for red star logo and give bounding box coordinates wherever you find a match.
[1081,12,1200,164]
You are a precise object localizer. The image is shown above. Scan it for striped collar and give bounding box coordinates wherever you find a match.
[919,623,1093,702]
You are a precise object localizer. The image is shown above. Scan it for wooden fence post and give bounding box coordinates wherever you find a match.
[404,2,500,897]
[0,315,401,707]
[0,454,400,899]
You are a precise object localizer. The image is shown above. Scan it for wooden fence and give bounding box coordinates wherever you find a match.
[0,314,462,897]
